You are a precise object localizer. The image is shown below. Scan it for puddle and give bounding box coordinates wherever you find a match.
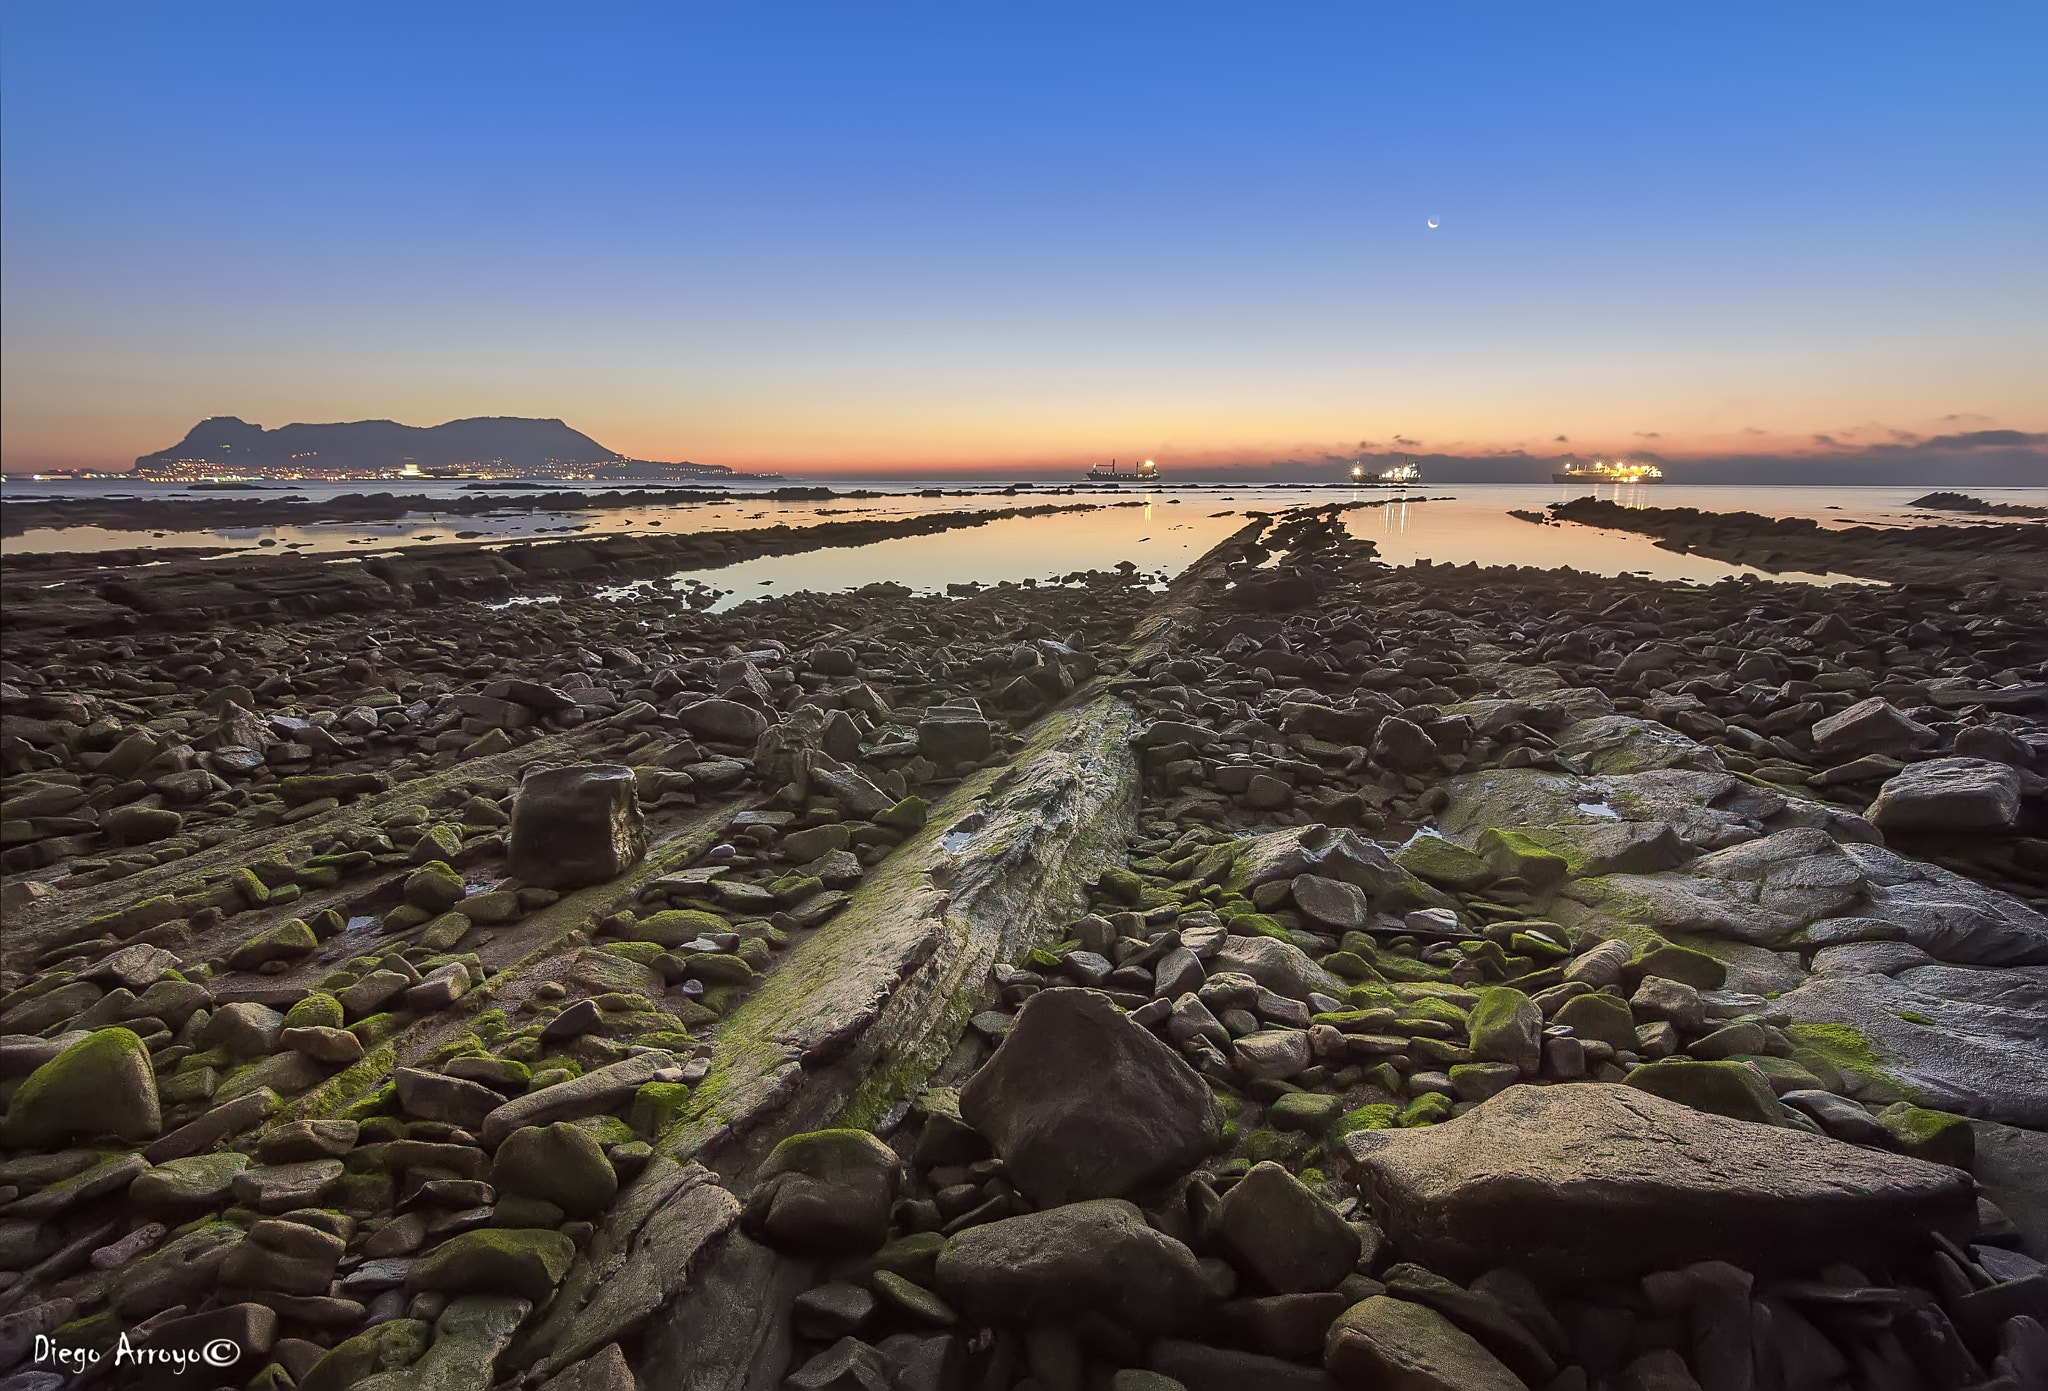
[1575,799,1622,820]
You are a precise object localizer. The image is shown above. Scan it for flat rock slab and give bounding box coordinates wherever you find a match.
[1344,1082,1974,1282]
[1777,968,2048,1128]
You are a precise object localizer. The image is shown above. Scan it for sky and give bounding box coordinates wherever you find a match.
[2,3,2045,481]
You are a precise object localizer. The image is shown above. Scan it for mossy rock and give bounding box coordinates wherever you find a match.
[284,993,346,1030]
[1225,912,1293,942]
[1876,1103,1974,1169]
[1628,942,1727,992]
[401,864,466,917]
[1098,867,1147,904]
[227,919,319,971]
[680,953,756,987]
[1784,1022,1899,1097]
[1241,1126,1319,1167]
[405,1227,576,1301]
[492,1122,617,1217]
[348,1013,408,1048]
[629,1080,694,1138]
[1475,828,1570,889]
[327,1168,396,1215]
[1551,992,1638,1051]
[4,1027,160,1147]
[877,796,928,831]
[300,1317,431,1391]
[1333,1104,1401,1139]
[628,908,731,948]
[1394,837,1493,892]
[1624,1059,1781,1126]
[1397,1092,1454,1127]
[604,941,667,968]
[1268,1091,1346,1136]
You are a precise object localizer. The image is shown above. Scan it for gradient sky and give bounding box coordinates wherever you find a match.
[3,3,2044,476]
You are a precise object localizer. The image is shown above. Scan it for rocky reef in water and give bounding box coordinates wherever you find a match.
[0,504,2044,1390]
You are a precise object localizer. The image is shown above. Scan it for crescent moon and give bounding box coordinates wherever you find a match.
[1427,217,1440,229]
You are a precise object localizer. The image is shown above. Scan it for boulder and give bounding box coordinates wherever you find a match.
[1343,1083,1974,1280]
[1811,698,1936,759]
[741,1129,901,1255]
[1209,1162,1359,1294]
[507,764,646,890]
[675,699,771,743]
[1372,718,1440,774]
[960,988,1220,1206]
[1867,758,2023,836]
[3,1026,160,1146]
[934,1199,1212,1336]
[492,1122,619,1218]
[1292,875,1370,931]
[1466,988,1541,1078]
[1623,1059,1783,1126]
[1211,936,1343,1004]
[407,1229,576,1302]
[1323,1296,1526,1391]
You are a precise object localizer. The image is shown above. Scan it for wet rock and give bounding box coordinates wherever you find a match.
[934,1198,1213,1336]
[507,763,647,889]
[741,1128,901,1254]
[1344,1083,1975,1280]
[492,1121,619,1218]
[1323,1295,1525,1391]
[2,1025,160,1146]
[960,988,1220,1206]
[1867,757,2023,836]
[1210,1161,1359,1294]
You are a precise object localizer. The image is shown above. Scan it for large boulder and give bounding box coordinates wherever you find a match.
[507,764,646,890]
[741,1129,901,1255]
[1210,935,1343,1004]
[3,1026,160,1147]
[1811,698,1936,760]
[1209,1162,1359,1294]
[934,1199,1213,1336]
[674,699,771,744]
[1343,1083,1974,1281]
[960,989,1220,1206]
[1867,758,2023,836]
[492,1122,619,1218]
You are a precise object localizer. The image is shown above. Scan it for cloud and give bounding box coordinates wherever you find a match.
[1922,429,2047,449]
[1634,431,1661,439]
[1812,434,1839,446]
[1392,435,1418,445]
[1553,434,1569,442]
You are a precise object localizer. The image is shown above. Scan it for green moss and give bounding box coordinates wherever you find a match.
[1893,1010,1938,1027]
[1877,1103,1974,1168]
[1784,1022,1907,1097]
[1333,1103,1400,1138]
[629,1081,694,1139]
[1225,912,1293,942]
[327,1168,395,1215]
[347,1013,407,1048]
[284,993,345,1030]
[1397,1093,1453,1127]
[1241,1126,1317,1167]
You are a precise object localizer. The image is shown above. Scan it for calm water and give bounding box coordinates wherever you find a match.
[3,479,2041,603]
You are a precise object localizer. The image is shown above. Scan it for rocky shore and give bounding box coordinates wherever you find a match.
[1,503,2044,1391]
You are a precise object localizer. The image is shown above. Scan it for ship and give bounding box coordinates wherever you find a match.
[1085,458,1159,482]
[1553,459,1664,484]
[1350,459,1421,486]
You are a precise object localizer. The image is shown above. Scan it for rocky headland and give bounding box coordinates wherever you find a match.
[1,502,2044,1391]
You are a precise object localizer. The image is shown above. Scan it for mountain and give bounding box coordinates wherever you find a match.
[132,415,729,476]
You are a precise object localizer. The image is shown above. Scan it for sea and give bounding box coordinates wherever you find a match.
[2,477,2042,611]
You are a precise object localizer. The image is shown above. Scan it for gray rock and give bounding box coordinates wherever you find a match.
[397,1067,507,1130]
[1812,698,1936,759]
[1868,757,2022,835]
[2,1026,159,1147]
[537,1343,636,1391]
[1344,1083,1974,1280]
[220,1218,348,1294]
[201,1001,285,1059]
[111,1221,244,1318]
[358,1294,530,1391]
[1232,1029,1314,1082]
[1291,875,1370,931]
[1778,966,2048,1126]
[231,1159,345,1213]
[960,988,1220,1207]
[1148,1339,1340,1390]
[507,764,647,890]
[934,1198,1212,1336]
[478,1050,678,1147]
[675,698,772,743]
[1209,1162,1358,1294]
[1211,935,1343,1003]
[130,1151,250,1210]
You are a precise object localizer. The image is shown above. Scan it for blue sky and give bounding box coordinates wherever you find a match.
[3,3,2043,476]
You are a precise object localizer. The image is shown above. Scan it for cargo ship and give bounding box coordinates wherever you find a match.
[1350,460,1421,486]
[1553,460,1664,484]
[1085,458,1159,482]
